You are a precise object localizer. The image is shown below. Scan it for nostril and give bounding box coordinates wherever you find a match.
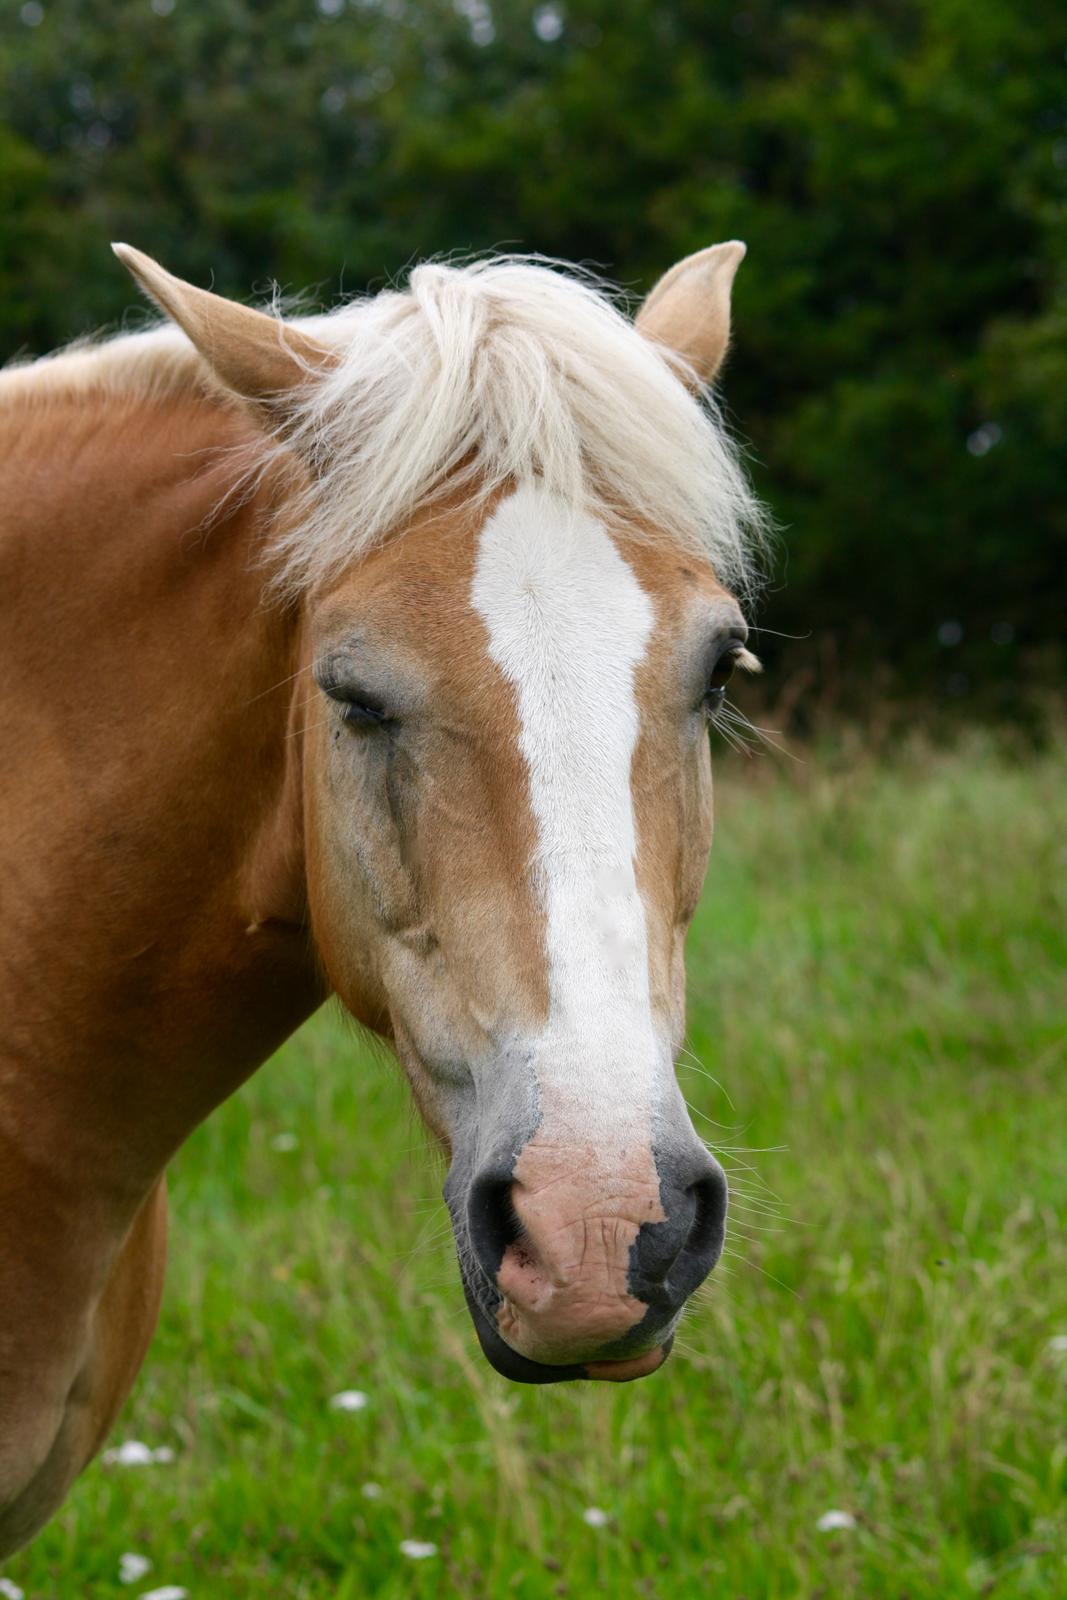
[687,1168,728,1262]
[671,1166,728,1298]
[467,1169,521,1280]
[630,1160,728,1304]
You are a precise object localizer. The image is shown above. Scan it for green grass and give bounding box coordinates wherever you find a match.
[5,733,1066,1599]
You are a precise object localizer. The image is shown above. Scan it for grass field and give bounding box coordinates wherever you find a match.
[4,733,1065,1600]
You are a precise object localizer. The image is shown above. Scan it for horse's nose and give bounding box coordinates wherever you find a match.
[466,1144,727,1318]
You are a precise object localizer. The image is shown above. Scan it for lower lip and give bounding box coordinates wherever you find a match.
[583,1346,669,1382]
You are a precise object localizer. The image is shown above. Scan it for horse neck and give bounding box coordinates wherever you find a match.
[0,382,324,1209]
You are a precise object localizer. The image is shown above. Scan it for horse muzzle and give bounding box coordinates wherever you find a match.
[447,1134,727,1384]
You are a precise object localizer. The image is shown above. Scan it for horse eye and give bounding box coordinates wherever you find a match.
[319,679,393,728]
[704,647,741,711]
[338,697,392,728]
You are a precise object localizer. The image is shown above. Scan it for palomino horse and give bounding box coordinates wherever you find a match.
[0,241,765,1555]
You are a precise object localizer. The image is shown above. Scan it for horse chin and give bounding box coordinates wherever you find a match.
[461,1279,673,1385]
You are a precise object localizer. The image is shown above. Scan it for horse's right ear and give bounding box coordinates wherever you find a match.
[112,244,335,414]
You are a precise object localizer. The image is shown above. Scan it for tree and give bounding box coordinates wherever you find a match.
[3,0,1063,702]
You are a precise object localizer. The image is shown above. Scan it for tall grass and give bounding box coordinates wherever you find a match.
[5,734,1065,1599]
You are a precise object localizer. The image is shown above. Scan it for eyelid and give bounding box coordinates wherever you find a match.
[706,639,761,675]
[316,669,395,728]
[313,655,348,696]
[340,698,392,727]
[320,679,387,710]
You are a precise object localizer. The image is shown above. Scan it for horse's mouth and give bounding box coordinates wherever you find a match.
[460,1277,673,1385]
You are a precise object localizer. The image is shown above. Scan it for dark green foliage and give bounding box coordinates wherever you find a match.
[3,0,1064,700]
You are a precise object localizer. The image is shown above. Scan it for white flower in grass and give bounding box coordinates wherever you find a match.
[1047,1334,1067,1354]
[816,1509,856,1532]
[399,1540,437,1559]
[102,1440,175,1466]
[103,1439,152,1465]
[329,1389,368,1412]
[582,1506,610,1527]
[271,1132,299,1152]
[0,1578,25,1599]
[139,1588,188,1600]
[119,1552,152,1583]
[361,1481,383,1499]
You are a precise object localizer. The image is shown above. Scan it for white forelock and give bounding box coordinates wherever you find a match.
[267,255,768,598]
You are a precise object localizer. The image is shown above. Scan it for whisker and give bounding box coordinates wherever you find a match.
[241,660,315,707]
[713,718,750,757]
[285,714,334,742]
[728,1198,794,1224]
[721,1248,800,1299]
[720,699,802,764]
[714,1143,788,1156]
[716,1154,785,1196]
[675,1045,737,1111]
[391,1222,456,1266]
[682,1097,737,1134]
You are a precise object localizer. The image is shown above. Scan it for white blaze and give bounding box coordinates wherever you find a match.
[471,483,665,1151]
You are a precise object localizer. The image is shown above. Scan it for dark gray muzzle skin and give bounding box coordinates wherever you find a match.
[626,1148,729,1310]
[445,1117,728,1385]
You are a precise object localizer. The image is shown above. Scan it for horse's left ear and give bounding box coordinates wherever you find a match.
[635,240,746,389]
[111,243,335,415]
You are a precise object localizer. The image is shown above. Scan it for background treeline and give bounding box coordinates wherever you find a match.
[3,0,1064,708]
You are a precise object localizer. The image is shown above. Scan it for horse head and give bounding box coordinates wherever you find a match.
[116,241,763,1383]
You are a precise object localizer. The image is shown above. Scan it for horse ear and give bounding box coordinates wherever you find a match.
[112,243,335,413]
[635,240,746,389]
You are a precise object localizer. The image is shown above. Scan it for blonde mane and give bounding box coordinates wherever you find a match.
[4,255,768,596]
[0,324,223,410]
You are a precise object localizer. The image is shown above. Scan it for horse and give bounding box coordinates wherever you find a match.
[0,239,765,1556]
